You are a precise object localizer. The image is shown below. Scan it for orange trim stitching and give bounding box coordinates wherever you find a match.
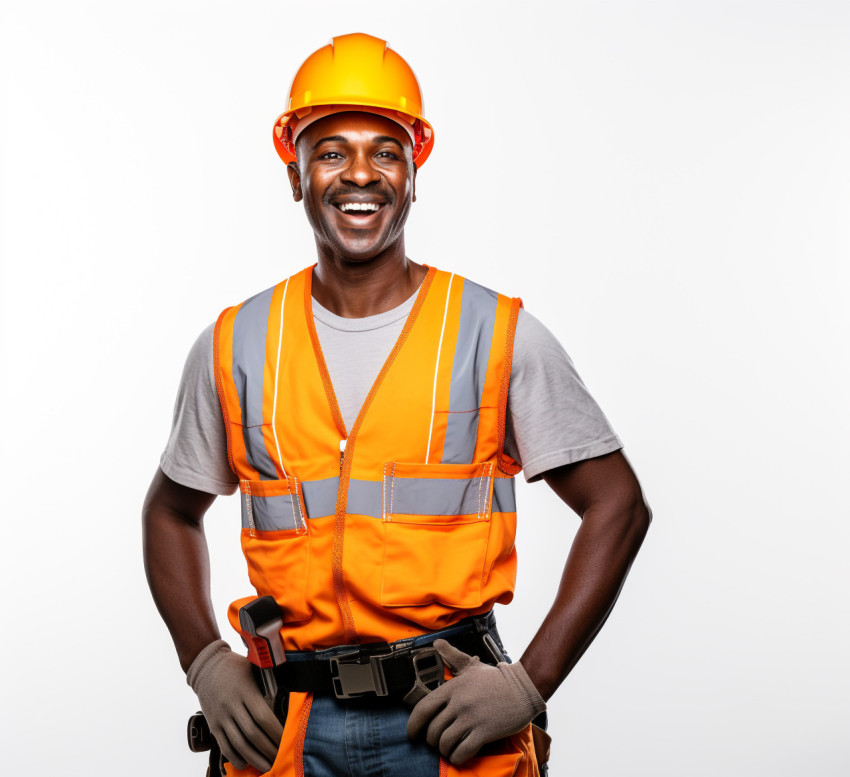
[287,476,300,532]
[293,693,313,777]
[333,266,438,643]
[242,479,255,536]
[389,461,397,520]
[382,462,389,522]
[292,476,308,533]
[439,756,449,777]
[213,307,238,476]
[303,266,348,440]
[497,297,523,476]
[485,461,494,520]
[477,469,484,520]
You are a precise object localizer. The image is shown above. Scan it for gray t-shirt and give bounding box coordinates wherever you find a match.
[160,290,622,494]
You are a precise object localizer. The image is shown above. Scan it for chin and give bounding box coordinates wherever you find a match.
[331,238,390,262]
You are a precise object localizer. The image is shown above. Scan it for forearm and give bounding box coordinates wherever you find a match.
[143,472,221,672]
[519,498,650,700]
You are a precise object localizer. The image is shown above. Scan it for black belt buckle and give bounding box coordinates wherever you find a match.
[403,646,445,706]
[411,647,444,689]
[330,648,392,699]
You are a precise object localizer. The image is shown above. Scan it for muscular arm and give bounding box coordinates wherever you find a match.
[143,467,221,673]
[520,449,652,700]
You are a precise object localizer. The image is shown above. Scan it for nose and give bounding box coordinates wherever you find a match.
[340,149,381,187]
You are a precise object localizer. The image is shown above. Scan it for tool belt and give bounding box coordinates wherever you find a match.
[274,611,506,703]
[189,612,551,775]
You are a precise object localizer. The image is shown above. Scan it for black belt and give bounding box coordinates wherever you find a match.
[273,612,506,702]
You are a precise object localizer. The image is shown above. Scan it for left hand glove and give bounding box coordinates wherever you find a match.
[406,639,546,765]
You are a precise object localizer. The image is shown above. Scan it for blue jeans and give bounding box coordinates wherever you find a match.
[302,693,439,777]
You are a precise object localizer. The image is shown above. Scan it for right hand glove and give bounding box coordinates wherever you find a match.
[186,639,284,773]
[407,640,546,765]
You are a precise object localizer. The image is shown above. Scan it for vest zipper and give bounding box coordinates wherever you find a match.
[339,438,347,472]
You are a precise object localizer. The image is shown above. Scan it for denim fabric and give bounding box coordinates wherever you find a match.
[302,694,440,777]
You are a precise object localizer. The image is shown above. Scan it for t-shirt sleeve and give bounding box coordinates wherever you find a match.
[504,309,623,483]
[159,323,239,496]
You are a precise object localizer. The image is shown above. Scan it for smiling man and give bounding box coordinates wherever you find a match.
[143,32,651,777]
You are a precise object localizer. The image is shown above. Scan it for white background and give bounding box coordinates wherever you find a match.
[1,1,848,774]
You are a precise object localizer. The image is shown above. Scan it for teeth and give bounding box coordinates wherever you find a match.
[339,202,381,213]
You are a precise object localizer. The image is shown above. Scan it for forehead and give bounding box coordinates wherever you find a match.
[296,111,412,153]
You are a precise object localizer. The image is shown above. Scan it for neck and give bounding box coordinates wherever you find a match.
[311,239,428,318]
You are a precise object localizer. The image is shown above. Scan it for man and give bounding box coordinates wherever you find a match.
[143,32,651,777]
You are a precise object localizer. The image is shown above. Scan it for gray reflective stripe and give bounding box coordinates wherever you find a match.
[347,479,382,518]
[295,476,514,521]
[492,478,516,514]
[241,493,302,531]
[387,475,492,517]
[301,477,383,519]
[442,279,498,464]
[301,477,340,519]
[232,287,278,480]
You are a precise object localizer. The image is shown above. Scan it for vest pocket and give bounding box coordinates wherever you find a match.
[239,477,312,623]
[380,461,495,609]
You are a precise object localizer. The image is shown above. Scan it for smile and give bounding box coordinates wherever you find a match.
[334,202,384,214]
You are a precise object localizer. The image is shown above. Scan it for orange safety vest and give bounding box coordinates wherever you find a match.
[214,265,540,777]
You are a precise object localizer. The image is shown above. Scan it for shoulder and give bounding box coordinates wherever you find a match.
[192,321,216,356]
[439,269,517,302]
[435,271,521,333]
[512,308,574,371]
[218,267,314,322]
[182,322,216,386]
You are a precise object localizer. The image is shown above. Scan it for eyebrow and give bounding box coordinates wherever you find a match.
[313,135,348,150]
[312,134,406,151]
[372,136,405,151]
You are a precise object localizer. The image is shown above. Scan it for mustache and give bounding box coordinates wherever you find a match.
[326,187,395,203]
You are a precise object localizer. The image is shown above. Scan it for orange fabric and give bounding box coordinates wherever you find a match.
[216,265,521,650]
[445,725,539,777]
[220,692,313,777]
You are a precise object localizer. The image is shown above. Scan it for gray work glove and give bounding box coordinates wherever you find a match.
[186,639,284,773]
[407,639,546,765]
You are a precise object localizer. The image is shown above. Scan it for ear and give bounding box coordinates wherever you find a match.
[287,162,303,202]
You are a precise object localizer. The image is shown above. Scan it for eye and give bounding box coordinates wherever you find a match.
[319,151,343,160]
[376,150,399,160]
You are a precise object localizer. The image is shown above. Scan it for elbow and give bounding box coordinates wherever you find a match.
[627,493,652,548]
[583,489,651,553]
[607,489,651,551]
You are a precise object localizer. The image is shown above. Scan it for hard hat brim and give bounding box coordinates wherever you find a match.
[272,104,434,167]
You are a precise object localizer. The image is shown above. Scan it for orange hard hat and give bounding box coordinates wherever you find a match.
[273,33,434,167]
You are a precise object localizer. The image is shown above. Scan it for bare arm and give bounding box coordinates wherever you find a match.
[520,449,652,700]
[142,467,221,673]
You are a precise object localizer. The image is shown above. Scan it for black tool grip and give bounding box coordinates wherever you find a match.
[239,596,283,633]
[187,711,212,753]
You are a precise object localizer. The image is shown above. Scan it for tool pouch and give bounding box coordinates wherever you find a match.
[250,664,290,722]
[531,722,552,775]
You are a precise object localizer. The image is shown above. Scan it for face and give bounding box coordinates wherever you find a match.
[287,111,416,262]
